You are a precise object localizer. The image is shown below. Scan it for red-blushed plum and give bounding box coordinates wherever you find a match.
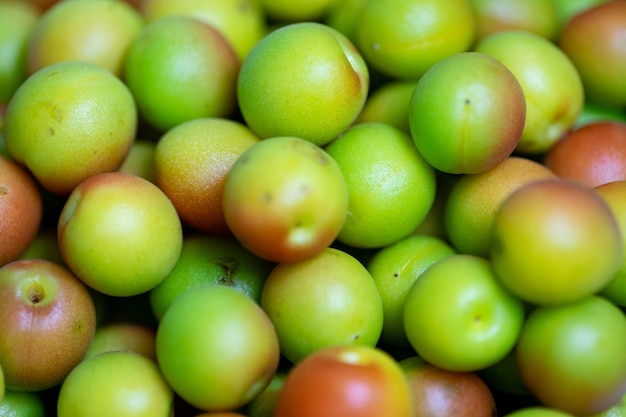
[57,351,174,417]
[595,180,626,306]
[25,0,144,76]
[399,355,498,417]
[474,30,584,155]
[245,372,286,417]
[0,389,45,417]
[237,22,369,146]
[156,285,280,412]
[558,0,626,108]
[403,254,525,372]
[515,296,626,416]
[444,156,556,257]
[544,121,626,188]
[503,408,575,417]
[149,233,274,320]
[409,52,525,174]
[260,247,383,364]
[468,0,559,42]
[0,1,39,104]
[154,117,261,235]
[366,234,456,348]
[353,0,475,80]
[0,155,43,267]
[273,345,413,417]
[57,172,183,297]
[139,0,266,61]
[124,16,239,132]
[0,259,96,391]
[3,61,136,195]
[325,122,437,249]
[85,322,157,361]
[223,136,348,263]
[490,178,622,305]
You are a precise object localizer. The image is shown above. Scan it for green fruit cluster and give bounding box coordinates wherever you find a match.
[0,0,625,417]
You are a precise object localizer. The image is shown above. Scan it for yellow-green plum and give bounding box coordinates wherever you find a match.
[223,136,348,263]
[57,351,174,417]
[409,52,526,174]
[444,156,556,257]
[474,30,585,154]
[3,61,137,194]
[149,233,274,321]
[558,1,626,108]
[156,285,280,411]
[403,254,525,372]
[324,0,368,42]
[503,408,575,417]
[515,296,626,416]
[260,247,384,364]
[367,234,456,348]
[245,372,286,417]
[124,16,239,132]
[353,0,476,80]
[491,178,623,306]
[325,122,437,249]
[117,140,156,183]
[57,172,183,297]
[237,22,369,146]
[0,259,96,391]
[0,1,39,104]
[552,0,609,33]
[139,0,267,61]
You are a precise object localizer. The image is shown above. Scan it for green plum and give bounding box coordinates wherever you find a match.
[237,22,369,146]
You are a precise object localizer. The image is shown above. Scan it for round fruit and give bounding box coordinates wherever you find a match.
[403,254,525,372]
[57,351,174,417]
[491,178,622,305]
[409,51,526,174]
[354,0,476,80]
[154,117,260,235]
[156,285,280,411]
[260,247,384,364]
[325,122,437,248]
[544,121,626,188]
[223,136,348,263]
[274,344,413,417]
[58,172,183,297]
[399,355,498,417]
[124,16,239,131]
[237,22,369,146]
[0,259,96,391]
[516,296,626,416]
[3,60,137,194]
[0,155,43,267]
